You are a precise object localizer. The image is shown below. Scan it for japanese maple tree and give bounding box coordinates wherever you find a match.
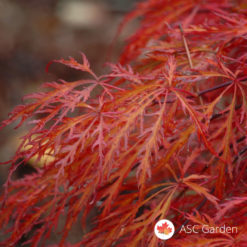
[1,0,247,246]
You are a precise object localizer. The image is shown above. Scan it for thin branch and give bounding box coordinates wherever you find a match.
[210,104,241,120]
[174,188,215,235]
[179,24,193,69]
[175,136,246,234]
[233,146,247,163]
[151,81,233,106]
[197,81,232,97]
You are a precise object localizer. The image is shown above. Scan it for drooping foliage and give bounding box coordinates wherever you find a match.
[1,0,247,246]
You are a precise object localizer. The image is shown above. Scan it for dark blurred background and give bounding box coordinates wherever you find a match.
[0,0,140,184]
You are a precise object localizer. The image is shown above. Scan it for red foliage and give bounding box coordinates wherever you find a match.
[1,0,247,246]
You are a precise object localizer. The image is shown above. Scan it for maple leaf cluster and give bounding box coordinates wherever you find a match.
[1,0,247,246]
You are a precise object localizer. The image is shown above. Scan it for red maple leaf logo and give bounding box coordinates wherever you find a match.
[157,222,172,235]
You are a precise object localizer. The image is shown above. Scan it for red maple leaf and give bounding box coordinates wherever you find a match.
[157,222,172,235]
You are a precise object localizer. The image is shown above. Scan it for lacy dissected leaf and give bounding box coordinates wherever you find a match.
[1,0,247,246]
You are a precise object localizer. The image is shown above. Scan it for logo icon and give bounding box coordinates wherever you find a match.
[154,219,175,240]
